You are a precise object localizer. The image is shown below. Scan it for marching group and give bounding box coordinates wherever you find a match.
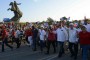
[0,20,90,60]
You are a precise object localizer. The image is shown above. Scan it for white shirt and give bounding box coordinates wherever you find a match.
[9,29,12,36]
[69,28,78,43]
[10,25,12,29]
[84,24,90,32]
[75,28,82,33]
[39,29,46,40]
[56,27,68,42]
[15,30,20,38]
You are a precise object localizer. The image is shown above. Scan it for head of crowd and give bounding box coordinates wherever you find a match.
[0,18,90,60]
[0,19,90,32]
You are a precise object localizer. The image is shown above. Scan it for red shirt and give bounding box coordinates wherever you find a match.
[25,29,32,37]
[48,30,56,41]
[25,29,29,37]
[12,30,15,37]
[79,31,90,45]
[28,29,32,36]
[2,29,8,40]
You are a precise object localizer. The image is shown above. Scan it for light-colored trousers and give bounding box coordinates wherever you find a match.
[28,36,33,46]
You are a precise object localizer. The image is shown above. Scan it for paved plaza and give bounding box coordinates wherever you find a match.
[0,43,86,60]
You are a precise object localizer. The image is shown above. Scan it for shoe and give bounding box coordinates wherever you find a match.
[70,55,74,58]
[41,49,43,52]
[29,45,30,47]
[11,47,13,51]
[16,47,19,49]
[62,51,65,54]
[74,56,77,60]
[2,51,4,52]
[58,54,62,58]
[53,51,56,54]
[45,52,49,55]
[33,49,37,51]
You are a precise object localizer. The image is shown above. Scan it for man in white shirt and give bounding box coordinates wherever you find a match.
[15,28,21,48]
[68,23,78,60]
[84,23,90,32]
[83,20,90,32]
[39,27,46,51]
[55,24,68,57]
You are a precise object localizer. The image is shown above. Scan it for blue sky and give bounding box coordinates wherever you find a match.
[0,0,90,22]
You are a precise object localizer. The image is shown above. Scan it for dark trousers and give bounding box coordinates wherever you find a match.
[15,38,21,48]
[40,40,45,51]
[33,38,37,50]
[47,40,56,53]
[2,38,13,52]
[55,41,58,47]
[11,36,15,45]
[69,42,78,58]
[58,41,64,57]
[81,45,90,60]
[26,36,29,44]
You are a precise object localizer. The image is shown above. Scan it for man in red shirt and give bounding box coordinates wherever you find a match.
[28,28,33,47]
[25,28,30,44]
[46,28,56,54]
[2,27,13,52]
[79,26,90,60]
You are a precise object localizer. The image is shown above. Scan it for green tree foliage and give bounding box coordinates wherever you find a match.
[46,17,54,25]
[60,16,67,21]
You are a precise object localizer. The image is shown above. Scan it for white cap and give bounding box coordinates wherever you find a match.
[41,24,44,28]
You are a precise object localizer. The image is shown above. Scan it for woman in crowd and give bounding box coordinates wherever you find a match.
[25,27,30,45]
[28,27,33,47]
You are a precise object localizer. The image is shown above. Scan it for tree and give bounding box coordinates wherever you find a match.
[60,16,67,21]
[46,17,54,25]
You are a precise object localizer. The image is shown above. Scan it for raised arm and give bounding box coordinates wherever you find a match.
[14,1,21,5]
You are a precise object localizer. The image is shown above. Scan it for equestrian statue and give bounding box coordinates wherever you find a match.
[7,1,23,22]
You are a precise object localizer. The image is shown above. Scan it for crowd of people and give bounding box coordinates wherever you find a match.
[0,20,90,60]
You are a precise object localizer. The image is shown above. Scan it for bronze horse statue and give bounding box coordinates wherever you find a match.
[8,1,23,22]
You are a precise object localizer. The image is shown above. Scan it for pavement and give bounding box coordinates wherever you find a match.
[0,42,89,60]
